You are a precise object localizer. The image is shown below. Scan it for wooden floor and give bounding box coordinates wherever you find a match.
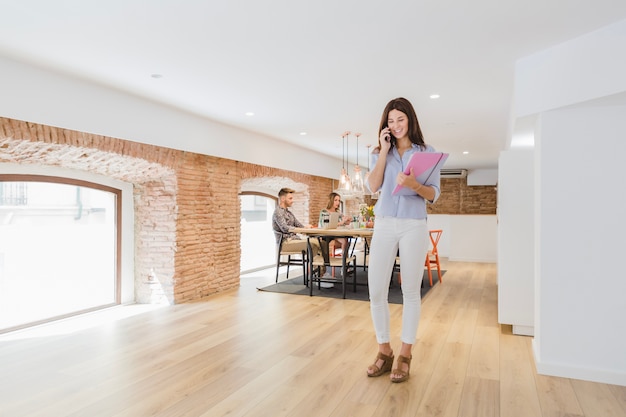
[1,261,625,417]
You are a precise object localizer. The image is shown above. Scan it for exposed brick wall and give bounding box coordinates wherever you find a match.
[238,163,332,225]
[133,177,177,304]
[362,178,497,215]
[0,117,335,303]
[0,116,496,304]
[429,178,497,214]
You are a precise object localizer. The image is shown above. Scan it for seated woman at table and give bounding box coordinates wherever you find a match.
[319,192,352,255]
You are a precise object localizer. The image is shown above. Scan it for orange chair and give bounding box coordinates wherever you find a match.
[424,229,443,286]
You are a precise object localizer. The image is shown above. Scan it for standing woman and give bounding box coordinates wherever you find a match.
[365,97,442,383]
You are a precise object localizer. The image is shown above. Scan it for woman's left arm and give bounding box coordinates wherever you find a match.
[338,213,351,225]
[413,183,436,201]
[396,167,436,201]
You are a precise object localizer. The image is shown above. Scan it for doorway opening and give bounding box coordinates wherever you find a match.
[240,193,276,274]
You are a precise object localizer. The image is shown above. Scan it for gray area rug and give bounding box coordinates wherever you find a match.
[258,268,444,304]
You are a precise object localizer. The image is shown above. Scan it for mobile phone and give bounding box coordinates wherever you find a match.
[383,126,395,145]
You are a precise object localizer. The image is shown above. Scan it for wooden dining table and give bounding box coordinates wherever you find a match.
[291,227,374,297]
[291,227,374,240]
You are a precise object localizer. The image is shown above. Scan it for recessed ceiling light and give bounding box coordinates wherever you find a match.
[463,151,469,155]
[299,132,307,136]
[245,112,255,116]
[150,73,163,79]
[429,94,440,99]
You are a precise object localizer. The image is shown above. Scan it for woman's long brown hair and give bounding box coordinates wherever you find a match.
[377,97,425,150]
[326,192,342,210]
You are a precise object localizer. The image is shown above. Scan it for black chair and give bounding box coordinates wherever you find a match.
[274,234,308,283]
[309,236,357,298]
[361,236,371,271]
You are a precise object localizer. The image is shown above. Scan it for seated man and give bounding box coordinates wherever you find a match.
[272,187,327,278]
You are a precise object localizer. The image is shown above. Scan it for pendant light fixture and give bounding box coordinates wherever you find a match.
[351,132,365,196]
[337,131,352,195]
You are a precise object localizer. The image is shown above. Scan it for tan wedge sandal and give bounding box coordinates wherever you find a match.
[390,355,412,383]
[367,351,394,377]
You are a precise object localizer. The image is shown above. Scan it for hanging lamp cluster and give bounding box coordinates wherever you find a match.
[335,131,370,199]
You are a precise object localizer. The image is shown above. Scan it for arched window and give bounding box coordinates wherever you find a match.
[0,175,121,332]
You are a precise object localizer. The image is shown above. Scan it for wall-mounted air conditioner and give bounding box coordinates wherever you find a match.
[441,169,467,178]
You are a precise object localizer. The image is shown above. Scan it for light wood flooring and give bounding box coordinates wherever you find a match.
[1,261,625,417]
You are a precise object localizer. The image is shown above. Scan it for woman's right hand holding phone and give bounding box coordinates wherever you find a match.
[379,128,392,154]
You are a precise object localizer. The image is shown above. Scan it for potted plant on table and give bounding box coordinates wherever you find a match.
[360,204,375,228]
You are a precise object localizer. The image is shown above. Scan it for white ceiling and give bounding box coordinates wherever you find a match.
[1,1,626,170]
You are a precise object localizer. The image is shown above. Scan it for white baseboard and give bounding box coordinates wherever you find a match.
[512,325,534,336]
[533,340,626,386]
[448,257,497,263]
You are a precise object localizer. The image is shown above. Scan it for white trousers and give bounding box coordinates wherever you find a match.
[367,217,429,345]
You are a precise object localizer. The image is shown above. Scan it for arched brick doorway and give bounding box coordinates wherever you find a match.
[240,177,308,273]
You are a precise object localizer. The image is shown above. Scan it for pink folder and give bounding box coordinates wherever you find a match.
[392,152,449,196]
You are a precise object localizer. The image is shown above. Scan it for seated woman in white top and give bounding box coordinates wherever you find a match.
[319,192,351,254]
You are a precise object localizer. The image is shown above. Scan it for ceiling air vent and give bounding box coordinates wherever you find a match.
[440,169,467,178]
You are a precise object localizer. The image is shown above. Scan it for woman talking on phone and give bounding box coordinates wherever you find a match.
[365,97,442,383]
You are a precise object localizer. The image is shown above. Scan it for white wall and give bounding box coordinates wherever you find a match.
[497,149,534,335]
[536,106,626,385]
[428,214,497,263]
[514,19,626,118]
[467,169,498,186]
[513,18,626,385]
[0,55,341,180]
